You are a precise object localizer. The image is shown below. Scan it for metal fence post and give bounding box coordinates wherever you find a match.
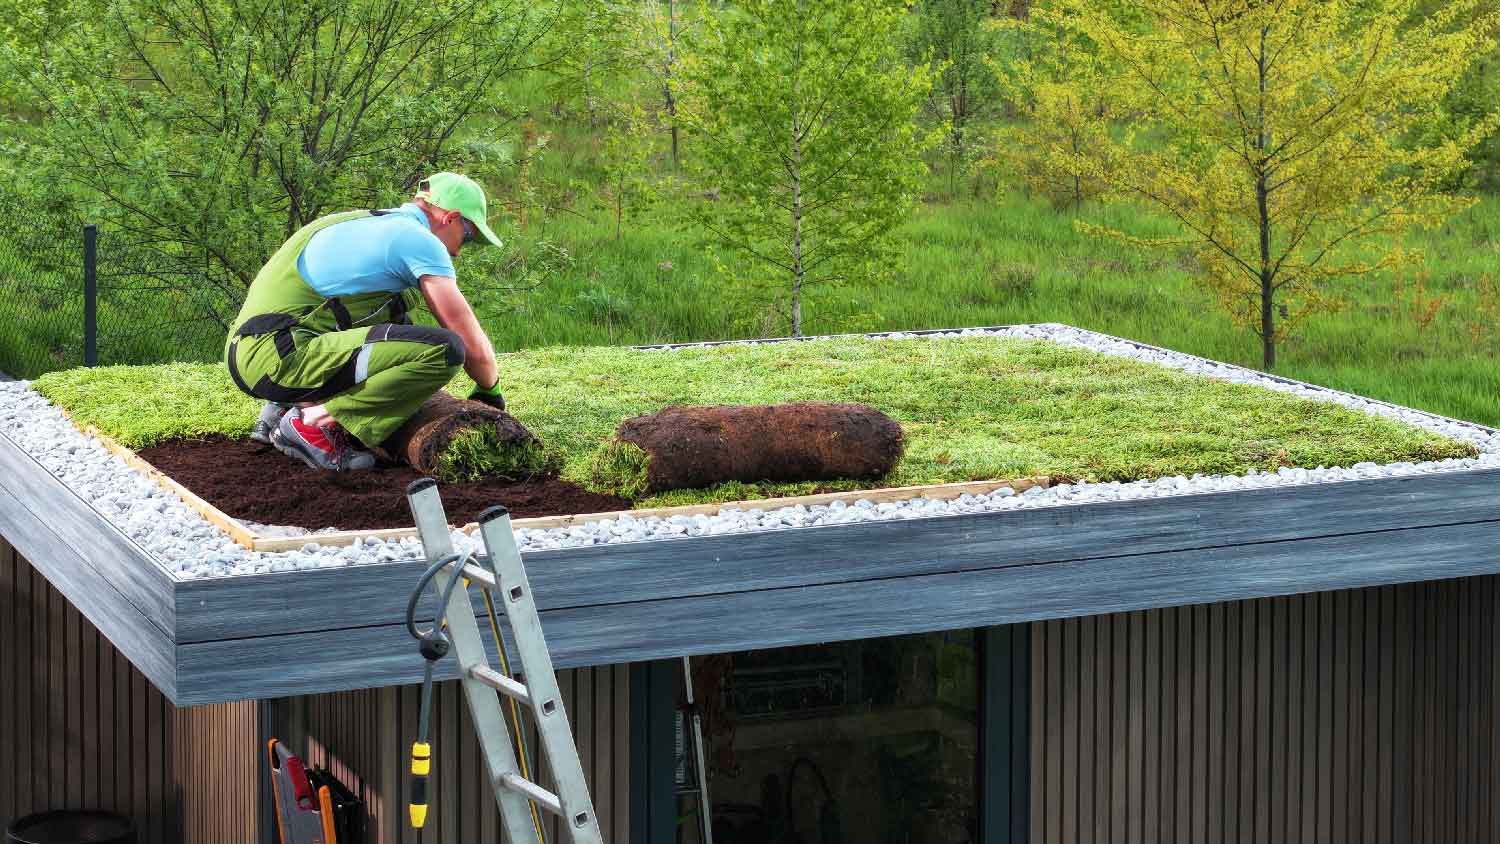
[84,223,97,367]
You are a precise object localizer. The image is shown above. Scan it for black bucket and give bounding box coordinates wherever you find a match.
[5,812,135,844]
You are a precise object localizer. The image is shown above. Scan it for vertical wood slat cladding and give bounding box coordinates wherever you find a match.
[1031,575,1500,844]
[171,701,261,844]
[2,533,620,843]
[0,537,261,844]
[295,664,631,843]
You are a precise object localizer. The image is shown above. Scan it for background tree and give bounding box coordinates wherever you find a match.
[641,0,688,168]
[678,0,936,336]
[989,13,1116,210]
[1024,0,1499,370]
[540,1,635,132]
[905,0,1004,197]
[1419,0,1500,191]
[580,98,664,241]
[4,0,556,302]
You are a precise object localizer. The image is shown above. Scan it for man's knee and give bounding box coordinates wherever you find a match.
[381,324,466,367]
[436,329,466,367]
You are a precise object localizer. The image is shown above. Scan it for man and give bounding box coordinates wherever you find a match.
[224,172,509,471]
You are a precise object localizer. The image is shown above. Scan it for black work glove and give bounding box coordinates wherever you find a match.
[467,380,506,411]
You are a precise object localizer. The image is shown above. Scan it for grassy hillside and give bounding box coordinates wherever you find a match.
[10,18,1498,429]
[463,108,1500,427]
[13,183,1499,430]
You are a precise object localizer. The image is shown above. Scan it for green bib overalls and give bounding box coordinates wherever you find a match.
[224,210,465,447]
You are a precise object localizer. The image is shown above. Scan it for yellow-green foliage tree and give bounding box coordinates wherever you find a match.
[1027,0,1500,369]
[996,69,1116,211]
[990,9,1122,209]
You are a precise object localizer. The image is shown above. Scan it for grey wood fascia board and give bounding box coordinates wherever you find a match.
[171,516,1500,705]
[0,428,177,632]
[0,485,177,697]
[532,518,1500,666]
[173,612,523,704]
[171,466,1500,643]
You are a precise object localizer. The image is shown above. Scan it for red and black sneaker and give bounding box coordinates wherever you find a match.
[270,408,377,471]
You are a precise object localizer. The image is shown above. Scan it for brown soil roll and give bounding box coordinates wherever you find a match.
[383,391,541,475]
[617,401,903,492]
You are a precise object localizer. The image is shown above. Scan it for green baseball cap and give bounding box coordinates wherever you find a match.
[416,171,503,248]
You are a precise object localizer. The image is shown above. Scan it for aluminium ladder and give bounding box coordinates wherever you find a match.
[406,478,603,844]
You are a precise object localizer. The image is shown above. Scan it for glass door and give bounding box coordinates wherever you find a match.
[673,631,980,844]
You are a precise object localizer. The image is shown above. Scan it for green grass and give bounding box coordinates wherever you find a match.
[35,362,263,446]
[432,427,555,484]
[456,109,1500,427]
[586,440,652,498]
[32,335,1476,507]
[18,106,1498,430]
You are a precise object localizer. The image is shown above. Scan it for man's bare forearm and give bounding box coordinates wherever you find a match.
[462,332,499,389]
[419,274,500,388]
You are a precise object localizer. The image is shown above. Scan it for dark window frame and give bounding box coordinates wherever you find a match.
[631,625,1032,844]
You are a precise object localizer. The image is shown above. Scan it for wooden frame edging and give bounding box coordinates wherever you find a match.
[55,406,1054,553]
[87,426,259,549]
[246,476,1052,553]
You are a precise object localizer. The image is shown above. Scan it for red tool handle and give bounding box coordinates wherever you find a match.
[284,754,315,810]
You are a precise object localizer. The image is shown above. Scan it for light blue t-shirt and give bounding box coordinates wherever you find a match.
[297,203,456,297]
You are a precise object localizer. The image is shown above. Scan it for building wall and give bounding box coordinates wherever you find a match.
[1,532,631,844]
[275,666,632,844]
[1029,576,1500,844]
[0,536,263,844]
[10,527,1500,844]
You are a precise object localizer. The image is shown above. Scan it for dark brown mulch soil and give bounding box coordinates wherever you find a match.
[617,401,904,493]
[136,436,631,531]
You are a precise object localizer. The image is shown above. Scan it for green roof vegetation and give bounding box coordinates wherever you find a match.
[433,428,555,484]
[31,336,1476,507]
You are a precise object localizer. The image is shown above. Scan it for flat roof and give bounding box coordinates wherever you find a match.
[4,326,1499,705]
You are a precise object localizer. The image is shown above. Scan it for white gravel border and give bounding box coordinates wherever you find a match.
[2,324,1497,581]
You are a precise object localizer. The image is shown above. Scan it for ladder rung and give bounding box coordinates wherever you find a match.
[411,484,604,843]
[499,772,563,817]
[469,665,530,705]
[462,563,497,589]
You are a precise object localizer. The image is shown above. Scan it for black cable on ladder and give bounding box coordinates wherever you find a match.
[404,551,470,829]
[403,549,548,843]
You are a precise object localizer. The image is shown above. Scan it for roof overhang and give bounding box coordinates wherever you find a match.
[4,327,1499,706]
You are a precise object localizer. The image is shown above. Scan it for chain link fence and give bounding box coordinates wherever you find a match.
[0,203,89,377]
[0,199,238,379]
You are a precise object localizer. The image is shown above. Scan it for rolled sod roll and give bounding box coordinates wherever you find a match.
[384,391,546,481]
[598,401,903,495]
